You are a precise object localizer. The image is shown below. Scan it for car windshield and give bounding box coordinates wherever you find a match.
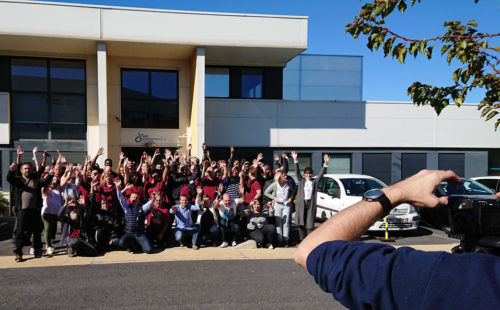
[339,178,386,196]
[437,179,495,196]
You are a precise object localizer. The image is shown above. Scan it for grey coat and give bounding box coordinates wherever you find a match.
[293,162,326,229]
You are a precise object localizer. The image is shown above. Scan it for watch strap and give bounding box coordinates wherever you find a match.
[377,193,393,218]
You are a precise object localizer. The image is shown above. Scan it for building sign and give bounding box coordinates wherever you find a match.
[121,129,180,147]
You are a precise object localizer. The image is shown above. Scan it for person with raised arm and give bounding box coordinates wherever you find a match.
[291,151,329,241]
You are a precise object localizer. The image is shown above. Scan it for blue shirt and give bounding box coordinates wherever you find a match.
[306,241,500,310]
[170,204,199,231]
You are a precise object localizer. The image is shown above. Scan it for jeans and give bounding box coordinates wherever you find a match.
[274,203,291,243]
[119,233,153,254]
[174,227,199,246]
[220,219,239,243]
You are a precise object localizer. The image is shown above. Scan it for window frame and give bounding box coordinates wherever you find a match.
[120,68,179,129]
[9,56,87,140]
[205,65,282,100]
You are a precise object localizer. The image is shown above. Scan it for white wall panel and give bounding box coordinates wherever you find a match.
[205,99,500,148]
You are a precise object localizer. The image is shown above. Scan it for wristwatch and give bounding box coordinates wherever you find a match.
[363,189,393,218]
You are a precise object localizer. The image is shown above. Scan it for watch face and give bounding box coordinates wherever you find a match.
[364,189,383,200]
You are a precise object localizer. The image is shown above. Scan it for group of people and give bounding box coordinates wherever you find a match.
[7,144,330,262]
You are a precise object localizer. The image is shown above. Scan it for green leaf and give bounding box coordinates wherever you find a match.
[426,46,433,59]
[460,41,467,49]
[419,40,427,55]
[446,51,454,63]
[481,106,492,117]
[441,45,451,55]
[486,111,499,121]
[398,1,407,13]
[397,46,407,63]
[455,97,463,106]
[452,69,461,83]
[372,5,384,16]
[383,37,395,56]
[467,20,478,27]
[495,119,500,131]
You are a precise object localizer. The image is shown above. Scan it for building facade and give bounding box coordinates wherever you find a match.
[0,0,499,196]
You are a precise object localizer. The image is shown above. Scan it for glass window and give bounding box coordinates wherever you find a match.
[438,153,465,177]
[121,69,179,129]
[10,57,86,140]
[474,179,499,192]
[325,153,351,174]
[362,153,392,185]
[206,68,229,97]
[11,58,47,92]
[50,60,85,93]
[287,153,311,182]
[324,178,341,197]
[317,177,326,192]
[340,177,386,196]
[241,68,262,98]
[402,153,427,180]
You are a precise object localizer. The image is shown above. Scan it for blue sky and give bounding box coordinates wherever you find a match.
[38,0,499,102]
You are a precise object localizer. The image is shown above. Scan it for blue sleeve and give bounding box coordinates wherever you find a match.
[305,241,444,310]
[142,199,153,212]
[116,189,128,214]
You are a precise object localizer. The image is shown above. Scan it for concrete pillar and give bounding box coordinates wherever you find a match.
[97,43,108,166]
[189,47,205,158]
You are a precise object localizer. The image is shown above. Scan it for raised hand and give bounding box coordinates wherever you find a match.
[291,151,298,162]
[9,162,17,172]
[119,152,125,161]
[230,146,234,154]
[273,154,279,162]
[97,147,104,156]
[202,143,206,151]
[114,178,122,188]
[323,154,330,165]
[154,148,160,156]
[16,145,24,156]
[187,144,192,152]
[257,153,264,162]
[32,146,38,155]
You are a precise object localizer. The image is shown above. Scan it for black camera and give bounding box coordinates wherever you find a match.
[447,196,500,256]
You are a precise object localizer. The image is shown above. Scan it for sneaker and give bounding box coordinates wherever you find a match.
[192,244,199,250]
[67,247,76,257]
[219,242,228,248]
[267,243,274,250]
[179,243,185,247]
[29,247,35,255]
[231,241,237,247]
[15,255,23,263]
[46,247,54,255]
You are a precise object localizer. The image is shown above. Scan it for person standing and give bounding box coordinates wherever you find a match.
[7,150,52,262]
[291,151,329,241]
[264,171,295,246]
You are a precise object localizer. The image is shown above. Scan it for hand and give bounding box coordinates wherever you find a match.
[291,151,298,162]
[323,154,330,165]
[60,155,67,165]
[16,145,24,156]
[85,155,91,164]
[220,161,226,168]
[96,147,104,156]
[173,152,179,161]
[165,148,172,159]
[187,144,192,151]
[91,180,99,189]
[287,198,292,204]
[230,146,234,154]
[202,143,206,151]
[114,178,122,188]
[257,153,263,162]
[196,186,203,195]
[171,205,178,212]
[267,201,273,209]
[383,169,462,208]
[119,152,125,161]
[211,161,217,168]
[9,162,17,172]
[274,197,280,203]
[281,151,287,159]
[43,150,49,158]
[206,150,210,158]
[32,146,38,155]
[273,154,279,162]
[124,183,134,190]
[154,148,160,156]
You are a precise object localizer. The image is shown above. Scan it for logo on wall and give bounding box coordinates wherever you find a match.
[134,132,167,144]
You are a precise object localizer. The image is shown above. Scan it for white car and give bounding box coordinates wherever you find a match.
[471,176,500,193]
[315,174,420,231]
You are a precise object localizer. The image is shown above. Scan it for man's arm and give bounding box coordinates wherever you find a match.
[294,169,462,269]
[291,151,302,182]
